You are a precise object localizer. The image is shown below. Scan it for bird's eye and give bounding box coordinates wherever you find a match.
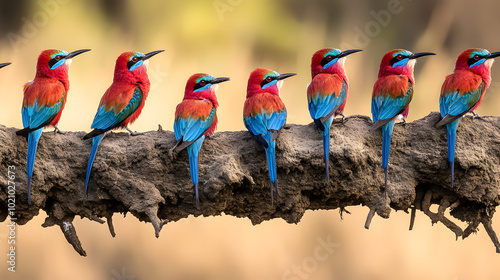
[54,55,61,61]
[199,80,206,86]
[265,76,273,82]
[396,54,403,60]
[132,56,139,62]
[326,55,333,61]
[474,55,480,61]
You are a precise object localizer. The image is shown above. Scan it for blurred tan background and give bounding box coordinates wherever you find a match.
[1,0,500,279]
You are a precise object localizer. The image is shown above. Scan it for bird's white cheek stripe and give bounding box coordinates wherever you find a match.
[485,59,494,68]
[407,59,416,69]
[338,57,346,67]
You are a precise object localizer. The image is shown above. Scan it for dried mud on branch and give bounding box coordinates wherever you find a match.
[1,112,499,255]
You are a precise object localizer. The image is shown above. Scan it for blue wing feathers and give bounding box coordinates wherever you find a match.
[372,83,412,123]
[22,97,64,130]
[174,118,184,141]
[308,81,347,120]
[371,97,380,123]
[438,81,482,188]
[244,100,286,200]
[244,109,286,148]
[245,107,286,186]
[174,106,216,143]
[91,87,143,130]
[440,83,483,118]
[439,95,451,117]
[84,87,143,194]
[21,91,65,204]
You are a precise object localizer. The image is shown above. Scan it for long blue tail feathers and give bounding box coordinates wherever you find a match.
[384,168,388,190]
[265,140,278,205]
[27,128,43,205]
[450,161,455,189]
[322,132,330,182]
[85,134,105,196]
[381,121,395,190]
[187,136,205,207]
[322,116,334,183]
[446,120,459,188]
[188,153,199,206]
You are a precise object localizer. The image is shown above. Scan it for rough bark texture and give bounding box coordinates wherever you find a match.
[1,112,500,255]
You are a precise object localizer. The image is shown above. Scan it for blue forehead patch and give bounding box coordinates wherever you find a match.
[196,75,215,83]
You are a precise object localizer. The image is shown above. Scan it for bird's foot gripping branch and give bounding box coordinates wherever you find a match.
[1,112,499,255]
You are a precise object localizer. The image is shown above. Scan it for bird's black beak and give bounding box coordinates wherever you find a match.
[487,52,500,59]
[143,50,165,60]
[211,77,230,84]
[339,49,363,58]
[410,52,436,59]
[277,73,296,80]
[0,62,11,69]
[65,49,91,59]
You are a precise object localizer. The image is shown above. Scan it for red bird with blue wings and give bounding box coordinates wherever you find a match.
[307,48,361,182]
[16,49,90,204]
[243,68,295,204]
[436,48,500,188]
[372,49,434,190]
[83,50,164,195]
[172,73,229,206]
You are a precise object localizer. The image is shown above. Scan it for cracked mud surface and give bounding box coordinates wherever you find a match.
[1,112,499,255]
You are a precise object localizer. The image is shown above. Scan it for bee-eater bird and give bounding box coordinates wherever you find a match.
[243,68,295,204]
[436,48,500,188]
[307,48,362,182]
[83,50,164,195]
[16,49,90,204]
[371,49,435,190]
[0,62,11,69]
[172,74,229,206]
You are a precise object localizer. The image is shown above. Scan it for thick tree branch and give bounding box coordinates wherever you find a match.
[1,112,500,255]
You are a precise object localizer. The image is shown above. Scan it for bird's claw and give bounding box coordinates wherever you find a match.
[339,207,351,220]
[168,147,178,160]
[332,113,346,125]
[126,127,143,136]
[471,112,482,120]
[53,126,65,135]
[205,133,214,139]
[130,131,143,136]
[339,113,346,124]
[399,119,407,126]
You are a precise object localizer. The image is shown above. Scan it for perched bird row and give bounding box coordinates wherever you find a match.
[309,47,498,197]
[5,47,497,206]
